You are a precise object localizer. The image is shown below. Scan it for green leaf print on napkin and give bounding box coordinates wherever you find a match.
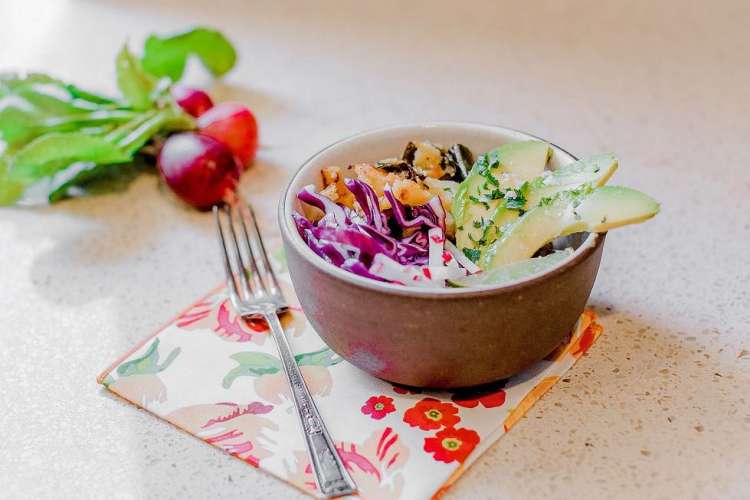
[295,347,341,367]
[222,347,342,389]
[117,338,181,377]
[222,352,282,388]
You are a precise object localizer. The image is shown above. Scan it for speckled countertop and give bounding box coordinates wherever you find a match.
[1,1,749,498]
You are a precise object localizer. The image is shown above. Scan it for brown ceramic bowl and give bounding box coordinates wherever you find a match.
[279,123,605,389]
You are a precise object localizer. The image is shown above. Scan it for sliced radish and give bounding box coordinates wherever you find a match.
[445,240,481,274]
[428,227,445,268]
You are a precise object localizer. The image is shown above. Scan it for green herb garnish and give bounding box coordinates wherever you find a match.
[503,183,529,210]
[462,247,482,263]
[484,172,500,186]
[469,194,490,210]
[489,188,504,200]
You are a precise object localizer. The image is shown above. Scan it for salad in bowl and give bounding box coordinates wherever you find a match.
[279,123,658,388]
[291,137,658,289]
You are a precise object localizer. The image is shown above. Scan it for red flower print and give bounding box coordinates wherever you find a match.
[424,427,480,464]
[403,398,460,430]
[361,395,396,420]
[451,379,507,409]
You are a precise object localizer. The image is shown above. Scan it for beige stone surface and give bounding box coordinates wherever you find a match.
[1,1,748,498]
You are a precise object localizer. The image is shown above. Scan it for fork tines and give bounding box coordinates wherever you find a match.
[213,202,281,306]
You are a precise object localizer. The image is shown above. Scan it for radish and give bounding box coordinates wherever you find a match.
[171,85,214,117]
[158,132,240,209]
[197,102,258,167]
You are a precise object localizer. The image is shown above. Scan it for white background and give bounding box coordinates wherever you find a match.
[1,1,749,498]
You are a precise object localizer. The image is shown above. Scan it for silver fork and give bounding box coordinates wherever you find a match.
[213,202,357,498]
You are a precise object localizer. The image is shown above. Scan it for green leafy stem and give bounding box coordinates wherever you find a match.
[0,27,236,206]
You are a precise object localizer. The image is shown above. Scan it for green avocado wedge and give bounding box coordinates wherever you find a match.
[454,141,551,250]
[525,153,618,207]
[489,140,553,180]
[457,153,619,255]
[449,248,574,287]
[480,185,660,269]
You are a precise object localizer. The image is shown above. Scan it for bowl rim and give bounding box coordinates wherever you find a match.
[278,121,603,298]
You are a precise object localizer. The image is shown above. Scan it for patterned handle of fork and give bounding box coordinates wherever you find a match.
[264,312,358,498]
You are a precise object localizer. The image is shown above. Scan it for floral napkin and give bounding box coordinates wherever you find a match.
[98,257,603,499]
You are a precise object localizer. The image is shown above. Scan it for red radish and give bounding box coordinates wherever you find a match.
[158,132,241,210]
[197,102,258,167]
[171,85,214,117]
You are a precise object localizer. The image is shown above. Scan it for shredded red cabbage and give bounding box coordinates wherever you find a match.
[383,185,446,233]
[344,179,389,234]
[294,180,463,285]
[297,185,350,226]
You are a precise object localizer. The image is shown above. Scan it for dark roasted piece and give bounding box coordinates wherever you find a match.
[532,242,556,258]
[375,158,421,180]
[402,141,418,165]
[401,141,475,182]
[445,143,474,181]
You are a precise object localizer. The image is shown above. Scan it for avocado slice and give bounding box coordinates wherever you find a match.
[525,153,618,207]
[454,141,551,249]
[449,248,574,287]
[459,153,620,255]
[480,185,660,269]
[492,140,554,180]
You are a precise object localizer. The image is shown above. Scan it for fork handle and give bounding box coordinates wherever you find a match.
[263,312,357,498]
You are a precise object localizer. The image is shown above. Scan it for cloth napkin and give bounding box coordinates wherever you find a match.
[98,256,603,499]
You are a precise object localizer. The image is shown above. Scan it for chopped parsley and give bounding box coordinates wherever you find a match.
[505,197,525,210]
[569,184,594,197]
[474,150,504,176]
[502,182,529,210]
[486,149,503,169]
[466,217,498,246]
[474,153,491,175]
[503,190,526,209]
[469,195,490,210]
[462,247,482,263]
[483,171,500,186]
[539,196,554,207]
[489,189,504,200]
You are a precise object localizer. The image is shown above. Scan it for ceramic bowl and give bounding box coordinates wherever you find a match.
[279,122,604,388]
